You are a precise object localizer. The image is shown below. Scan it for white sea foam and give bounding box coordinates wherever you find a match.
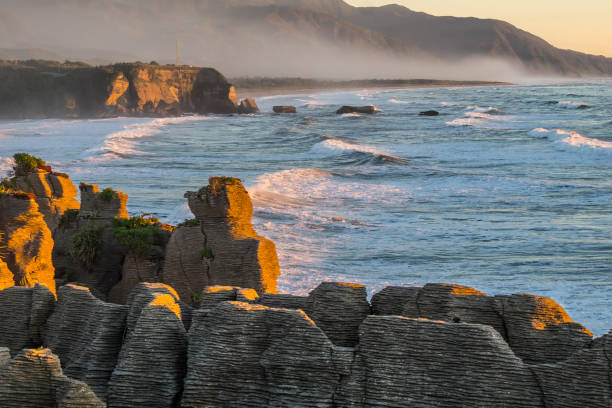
[309,138,397,159]
[556,101,589,109]
[89,115,212,161]
[389,97,411,104]
[527,128,570,138]
[466,105,501,114]
[341,112,363,118]
[562,133,612,149]
[0,157,15,178]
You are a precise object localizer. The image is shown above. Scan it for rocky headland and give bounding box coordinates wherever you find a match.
[0,154,610,407]
[0,60,258,119]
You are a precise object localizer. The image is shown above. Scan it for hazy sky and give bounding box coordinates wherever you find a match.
[345,0,612,57]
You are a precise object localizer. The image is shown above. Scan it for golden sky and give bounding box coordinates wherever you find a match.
[345,0,612,57]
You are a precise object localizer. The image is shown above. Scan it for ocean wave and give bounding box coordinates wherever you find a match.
[309,138,406,165]
[527,128,571,138]
[341,112,363,118]
[0,157,15,177]
[556,101,590,109]
[466,105,501,114]
[88,115,213,161]
[389,97,411,104]
[561,133,612,149]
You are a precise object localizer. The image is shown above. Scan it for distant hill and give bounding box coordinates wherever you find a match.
[1,0,610,78]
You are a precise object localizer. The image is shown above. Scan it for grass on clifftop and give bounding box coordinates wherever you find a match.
[70,223,104,267]
[13,153,46,173]
[113,216,163,258]
[208,176,241,194]
[98,187,118,202]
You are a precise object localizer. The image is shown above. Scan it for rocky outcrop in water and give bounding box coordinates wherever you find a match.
[336,105,377,114]
[273,105,297,113]
[419,110,439,116]
[0,193,55,293]
[0,280,609,406]
[0,61,240,119]
[163,177,280,304]
[238,97,260,114]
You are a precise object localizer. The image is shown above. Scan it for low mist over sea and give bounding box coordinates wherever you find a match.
[1,79,610,335]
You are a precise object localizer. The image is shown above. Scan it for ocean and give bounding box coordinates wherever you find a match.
[1,79,610,335]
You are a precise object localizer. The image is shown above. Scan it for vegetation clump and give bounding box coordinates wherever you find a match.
[202,247,214,261]
[70,223,104,267]
[191,291,203,306]
[0,183,35,200]
[113,216,163,258]
[99,187,118,202]
[178,218,199,227]
[208,176,241,194]
[58,209,79,230]
[13,153,46,173]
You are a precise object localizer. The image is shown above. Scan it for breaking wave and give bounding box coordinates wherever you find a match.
[0,157,15,178]
[309,138,407,165]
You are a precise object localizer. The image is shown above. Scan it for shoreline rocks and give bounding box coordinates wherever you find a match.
[0,280,609,406]
[273,105,297,113]
[336,105,377,114]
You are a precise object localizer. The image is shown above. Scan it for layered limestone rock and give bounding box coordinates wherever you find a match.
[530,333,612,407]
[372,283,593,364]
[194,285,259,310]
[494,294,594,364]
[0,61,239,118]
[182,301,340,407]
[0,348,105,408]
[0,193,55,293]
[107,283,187,408]
[9,164,79,231]
[0,284,55,355]
[341,316,544,407]
[307,282,370,347]
[53,183,128,298]
[43,284,128,400]
[163,177,280,304]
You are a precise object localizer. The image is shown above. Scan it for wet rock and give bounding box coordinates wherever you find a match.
[494,294,594,364]
[0,284,55,355]
[108,283,187,408]
[0,348,105,408]
[0,194,55,293]
[9,164,79,231]
[307,282,370,347]
[350,316,543,407]
[335,105,377,114]
[530,333,611,407]
[163,177,280,304]
[238,97,260,114]
[273,105,297,113]
[43,284,127,400]
[419,110,439,116]
[181,301,339,407]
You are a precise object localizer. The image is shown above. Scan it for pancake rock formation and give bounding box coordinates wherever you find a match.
[0,61,242,118]
[164,176,280,304]
[0,280,609,407]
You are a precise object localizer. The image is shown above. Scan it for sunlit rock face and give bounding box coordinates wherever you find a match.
[0,284,55,356]
[43,284,128,401]
[108,283,188,408]
[10,165,79,232]
[372,283,594,364]
[0,348,104,408]
[163,177,280,304]
[0,62,240,119]
[0,194,55,294]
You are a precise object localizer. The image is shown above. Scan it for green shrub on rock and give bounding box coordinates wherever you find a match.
[113,216,163,258]
[70,223,104,267]
[178,218,199,227]
[13,153,46,173]
[58,209,79,230]
[99,187,118,202]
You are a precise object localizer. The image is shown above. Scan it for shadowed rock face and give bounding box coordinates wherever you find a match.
[0,284,55,356]
[163,177,280,304]
[108,283,187,408]
[0,348,104,408]
[372,283,594,364]
[0,194,55,293]
[0,62,239,119]
[43,284,128,400]
[238,97,260,114]
[9,165,78,232]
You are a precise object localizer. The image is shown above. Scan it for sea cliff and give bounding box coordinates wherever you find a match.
[0,60,242,118]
